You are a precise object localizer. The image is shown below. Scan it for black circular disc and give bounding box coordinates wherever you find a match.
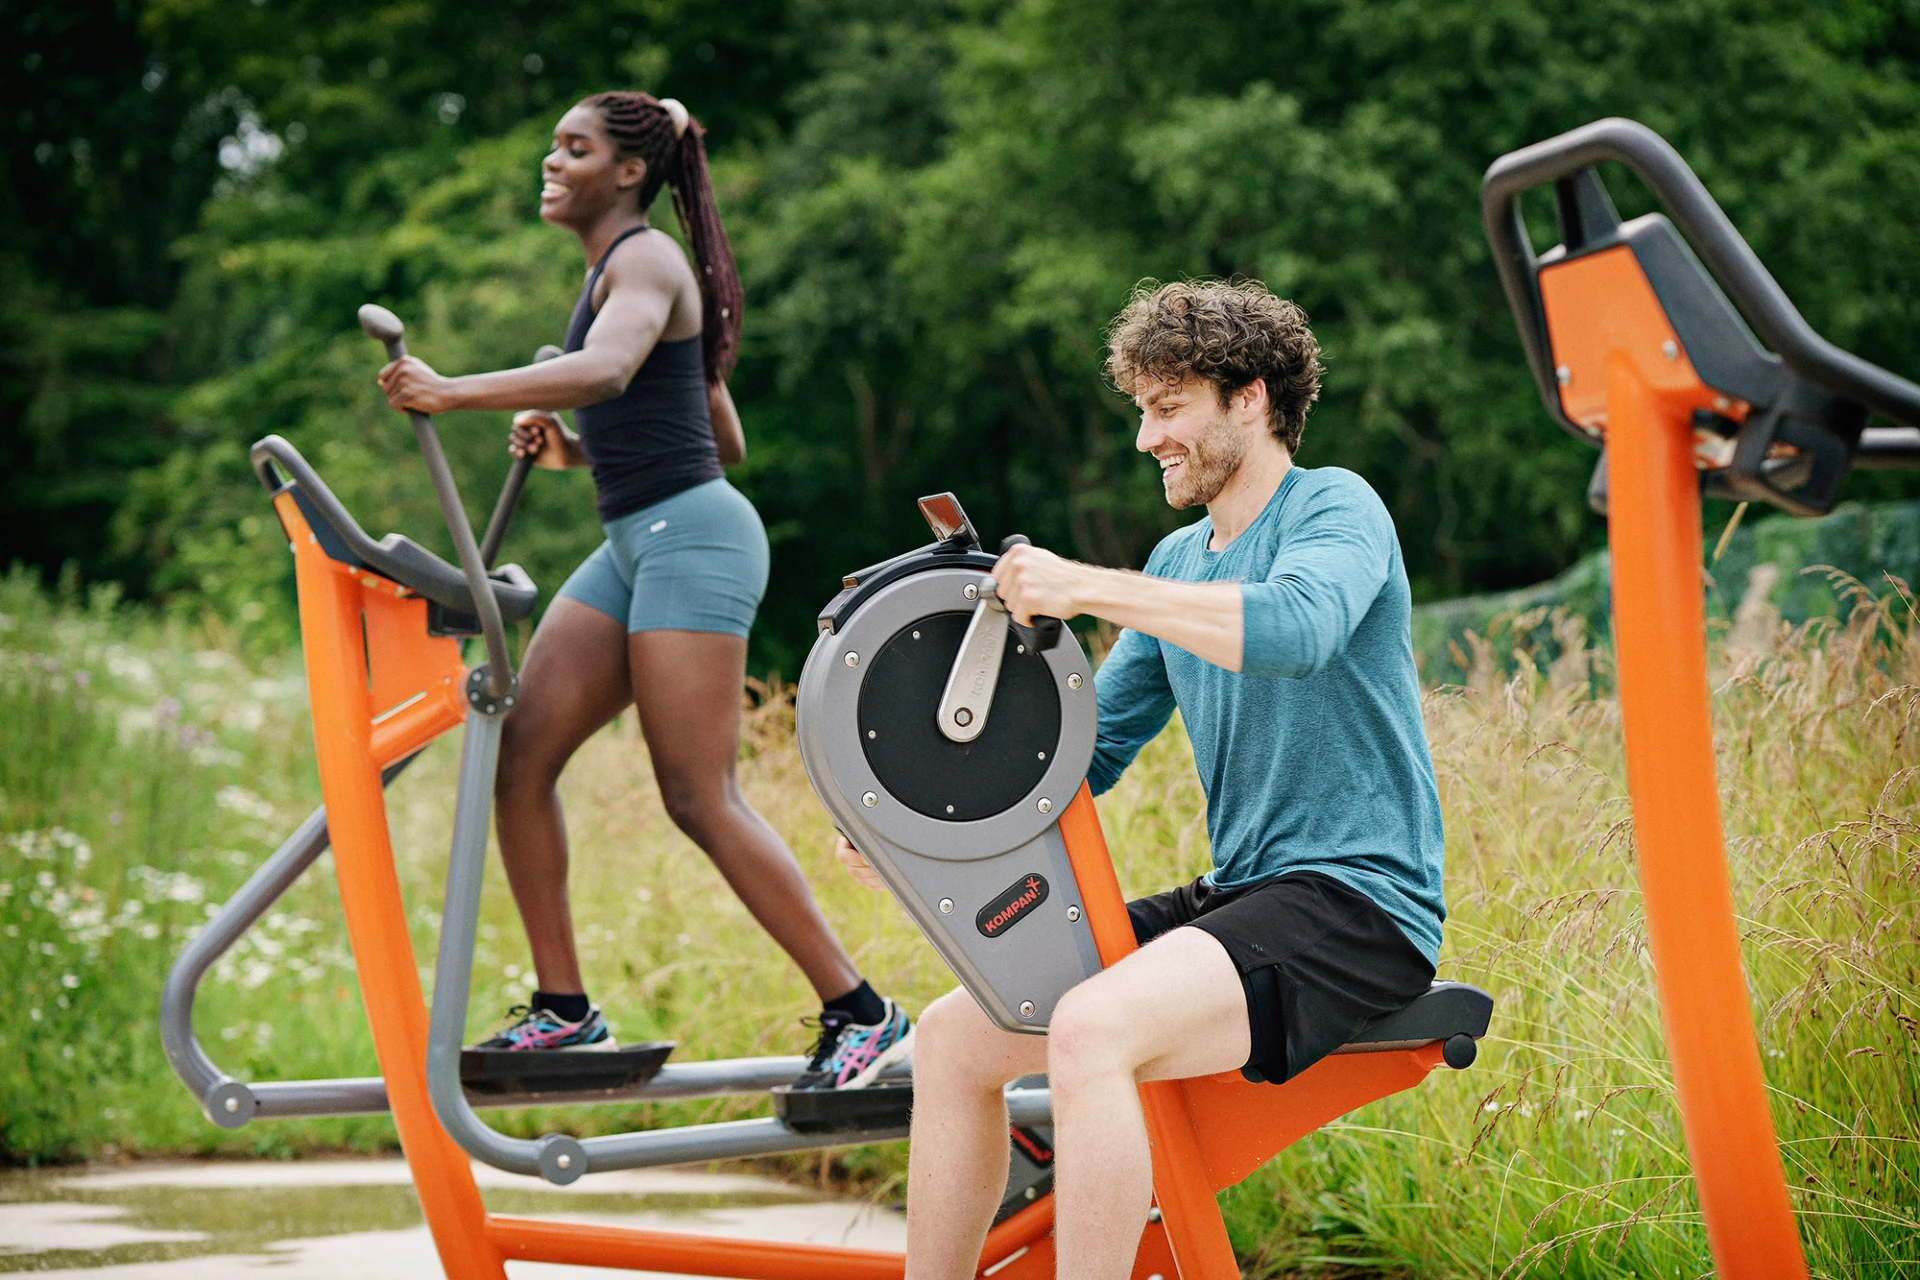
[858,611,1063,822]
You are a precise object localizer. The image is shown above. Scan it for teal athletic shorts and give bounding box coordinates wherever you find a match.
[556,478,770,638]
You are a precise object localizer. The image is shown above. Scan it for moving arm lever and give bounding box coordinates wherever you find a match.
[358,303,513,701]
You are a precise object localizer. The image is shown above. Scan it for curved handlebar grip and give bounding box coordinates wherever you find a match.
[997,535,1063,651]
[1480,117,1920,431]
[478,344,566,568]
[357,304,408,361]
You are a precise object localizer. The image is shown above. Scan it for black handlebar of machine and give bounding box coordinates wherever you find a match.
[1480,118,1920,515]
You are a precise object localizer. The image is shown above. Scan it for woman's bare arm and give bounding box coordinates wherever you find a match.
[378,234,682,414]
[708,380,746,466]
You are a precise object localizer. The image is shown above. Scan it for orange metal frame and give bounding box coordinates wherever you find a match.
[275,486,1452,1279]
[1537,248,1808,1275]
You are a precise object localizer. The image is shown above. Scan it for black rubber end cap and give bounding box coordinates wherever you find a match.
[1442,1033,1478,1070]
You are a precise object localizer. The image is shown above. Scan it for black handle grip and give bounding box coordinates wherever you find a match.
[997,534,1062,651]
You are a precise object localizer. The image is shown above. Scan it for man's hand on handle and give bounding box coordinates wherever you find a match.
[990,542,1087,626]
[834,836,888,893]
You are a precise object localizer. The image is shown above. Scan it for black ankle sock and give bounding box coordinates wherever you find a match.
[823,979,885,1026]
[533,990,591,1023]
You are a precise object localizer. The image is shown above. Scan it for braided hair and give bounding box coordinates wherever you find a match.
[581,91,743,384]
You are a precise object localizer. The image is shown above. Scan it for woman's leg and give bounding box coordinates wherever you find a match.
[495,597,635,994]
[627,628,861,1001]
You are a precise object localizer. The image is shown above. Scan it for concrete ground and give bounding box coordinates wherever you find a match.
[0,1158,907,1278]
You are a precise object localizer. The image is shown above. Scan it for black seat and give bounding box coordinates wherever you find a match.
[1337,980,1493,1067]
[251,435,539,632]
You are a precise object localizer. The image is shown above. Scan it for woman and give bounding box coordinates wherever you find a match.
[377,92,909,1091]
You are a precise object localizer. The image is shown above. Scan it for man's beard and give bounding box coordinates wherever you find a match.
[1162,412,1246,509]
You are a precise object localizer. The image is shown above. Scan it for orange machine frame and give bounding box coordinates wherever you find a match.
[274,480,1456,1278]
[1536,248,1807,1276]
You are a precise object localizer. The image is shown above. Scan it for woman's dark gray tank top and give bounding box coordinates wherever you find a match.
[565,226,723,522]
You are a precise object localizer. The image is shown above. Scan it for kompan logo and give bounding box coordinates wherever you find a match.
[976,873,1050,938]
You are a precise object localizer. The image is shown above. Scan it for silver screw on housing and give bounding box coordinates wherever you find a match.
[1036,797,1052,815]
[1019,1001,1035,1019]
[862,792,877,807]
[939,898,954,914]
[844,652,860,667]
[1067,673,1083,690]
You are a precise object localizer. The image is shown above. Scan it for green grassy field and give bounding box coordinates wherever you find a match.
[2,566,1914,1276]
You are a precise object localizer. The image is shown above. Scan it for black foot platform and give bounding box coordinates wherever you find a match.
[460,1041,676,1099]
[771,1080,914,1135]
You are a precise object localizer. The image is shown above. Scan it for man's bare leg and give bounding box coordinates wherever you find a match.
[1045,926,1249,1280]
[903,990,1050,1280]
[903,927,1250,1280]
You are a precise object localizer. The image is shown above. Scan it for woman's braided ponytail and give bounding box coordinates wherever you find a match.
[582,91,744,384]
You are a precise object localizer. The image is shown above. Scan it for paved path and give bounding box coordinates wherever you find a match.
[0,1159,906,1277]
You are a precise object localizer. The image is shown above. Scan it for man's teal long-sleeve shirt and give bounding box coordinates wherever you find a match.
[1088,466,1446,963]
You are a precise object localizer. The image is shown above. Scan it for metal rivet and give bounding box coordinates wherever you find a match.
[1019,1001,1035,1019]
[1016,644,1026,654]
[1555,365,1571,386]
[867,729,877,739]
[939,898,954,914]
[223,1097,239,1113]
[845,652,860,667]
[1147,1207,1163,1223]
[1662,339,1679,360]
[954,707,973,726]
[1067,673,1082,690]
[1067,905,1081,922]
[945,804,955,814]
[1037,751,1046,760]
[963,583,978,600]
[912,630,921,639]
[862,791,877,807]
[1025,1185,1037,1200]
[556,1153,572,1170]
[1036,797,1052,815]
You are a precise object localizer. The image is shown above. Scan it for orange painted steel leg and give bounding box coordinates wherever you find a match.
[1603,356,1807,1276]
[286,516,504,1280]
[1059,788,1241,1280]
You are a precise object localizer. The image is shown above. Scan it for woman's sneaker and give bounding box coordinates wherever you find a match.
[792,1000,914,1090]
[471,1004,618,1052]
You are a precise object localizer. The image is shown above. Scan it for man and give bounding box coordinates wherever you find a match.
[838,277,1445,1279]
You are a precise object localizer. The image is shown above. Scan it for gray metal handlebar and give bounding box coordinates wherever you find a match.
[358,304,513,700]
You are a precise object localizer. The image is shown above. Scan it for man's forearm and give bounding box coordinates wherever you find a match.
[1071,566,1243,672]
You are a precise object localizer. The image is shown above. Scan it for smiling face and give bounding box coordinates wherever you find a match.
[1134,374,1255,510]
[539,104,647,230]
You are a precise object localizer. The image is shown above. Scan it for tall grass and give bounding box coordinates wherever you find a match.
[3,565,1914,1275]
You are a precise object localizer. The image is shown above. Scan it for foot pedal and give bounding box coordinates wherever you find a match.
[771,1079,914,1135]
[460,1041,675,1098]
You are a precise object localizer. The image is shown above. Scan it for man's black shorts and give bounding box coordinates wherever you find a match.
[1127,871,1434,1084]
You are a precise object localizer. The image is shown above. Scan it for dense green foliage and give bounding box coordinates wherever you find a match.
[10,0,1920,673]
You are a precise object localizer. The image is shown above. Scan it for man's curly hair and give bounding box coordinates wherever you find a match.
[1104,278,1324,453]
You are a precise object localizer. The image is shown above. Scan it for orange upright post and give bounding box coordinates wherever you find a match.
[279,496,506,1280]
[1595,352,1807,1271]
